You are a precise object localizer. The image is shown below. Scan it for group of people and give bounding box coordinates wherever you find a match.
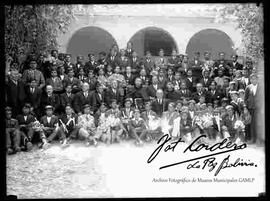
[5,41,261,154]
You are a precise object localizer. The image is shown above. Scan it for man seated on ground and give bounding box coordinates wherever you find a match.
[77,104,98,146]
[39,105,64,148]
[129,109,146,145]
[6,107,25,154]
[58,104,79,146]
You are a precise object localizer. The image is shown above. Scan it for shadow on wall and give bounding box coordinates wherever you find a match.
[66,26,118,62]
[186,29,236,60]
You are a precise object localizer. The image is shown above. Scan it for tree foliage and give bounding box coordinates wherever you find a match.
[5,5,74,59]
[217,3,264,61]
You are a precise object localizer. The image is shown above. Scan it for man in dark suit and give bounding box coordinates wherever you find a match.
[63,54,75,73]
[60,84,75,112]
[164,81,181,101]
[228,54,243,70]
[244,74,261,144]
[167,49,182,72]
[125,41,134,59]
[107,48,117,69]
[192,83,208,103]
[116,49,130,72]
[146,75,163,99]
[185,69,197,93]
[126,77,149,103]
[73,82,93,114]
[58,104,79,143]
[39,105,64,146]
[138,68,149,87]
[142,51,155,76]
[97,51,108,70]
[105,80,125,107]
[199,69,213,90]
[45,69,64,94]
[16,103,36,143]
[130,51,141,75]
[91,84,106,113]
[74,55,85,75]
[123,66,136,87]
[84,70,98,92]
[151,89,169,117]
[178,81,192,99]
[189,52,203,80]
[158,69,167,90]
[63,69,81,94]
[207,81,224,104]
[84,53,99,75]
[6,68,26,117]
[213,52,230,76]
[40,85,60,115]
[25,79,42,117]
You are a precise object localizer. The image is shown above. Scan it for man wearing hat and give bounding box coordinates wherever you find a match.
[6,107,24,154]
[16,103,36,144]
[77,104,98,146]
[39,105,63,147]
[22,58,45,89]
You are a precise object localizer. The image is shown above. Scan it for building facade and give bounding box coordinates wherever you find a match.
[57,4,243,62]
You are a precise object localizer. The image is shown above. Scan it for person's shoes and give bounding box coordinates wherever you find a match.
[42,142,51,149]
[26,142,33,151]
[7,148,13,155]
[85,141,90,147]
[13,147,21,153]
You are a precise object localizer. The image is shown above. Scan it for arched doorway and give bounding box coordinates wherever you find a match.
[66,26,117,62]
[129,27,178,57]
[185,29,235,60]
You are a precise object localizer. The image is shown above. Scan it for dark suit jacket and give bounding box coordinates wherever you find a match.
[40,93,60,114]
[146,84,163,98]
[63,77,81,93]
[26,86,42,110]
[199,77,213,89]
[115,56,130,69]
[130,57,141,74]
[105,88,124,106]
[84,61,99,74]
[106,55,117,68]
[125,49,134,59]
[244,84,261,110]
[73,91,93,113]
[16,114,36,126]
[59,113,78,131]
[185,77,198,92]
[126,86,149,101]
[151,99,169,117]
[207,90,225,104]
[165,90,182,101]
[123,73,136,86]
[178,89,192,99]
[63,62,75,73]
[91,91,106,112]
[60,93,75,108]
[142,58,155,75]
[167,57,182,72]
[84,77,98,92]
[228,61,243,70]
[6,78,26,116]
[192,91,208,103]
[45,77,64,92]
[40,115,59,130]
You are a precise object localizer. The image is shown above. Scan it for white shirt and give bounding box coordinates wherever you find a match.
[252,84,258,95]
[84,92,88,97]
[47,116,52,124]
[24,116,27,122]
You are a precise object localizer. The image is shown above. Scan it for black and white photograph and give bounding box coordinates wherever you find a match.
[4,3,265,198]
